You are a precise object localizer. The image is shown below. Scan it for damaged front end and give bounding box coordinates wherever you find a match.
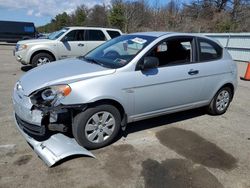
[13,82,95,167]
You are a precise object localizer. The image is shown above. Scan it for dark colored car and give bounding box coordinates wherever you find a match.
[0,20,36,43]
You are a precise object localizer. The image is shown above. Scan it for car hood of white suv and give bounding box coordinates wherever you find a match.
[18,38,52,45]
[19,58,116,96]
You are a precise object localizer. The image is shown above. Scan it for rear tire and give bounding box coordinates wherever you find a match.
[72,104,121,149]
[31,53,54,67]
[207,87,232,115]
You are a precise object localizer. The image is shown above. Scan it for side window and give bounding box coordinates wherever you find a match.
[63,30,84,41]
[146,38,193,67]
[198,38,222,61]
[76,30,84,41]
[107,30,121,39]
[24,26,34,33]
[85,30,106,41]
[64,30,77,41]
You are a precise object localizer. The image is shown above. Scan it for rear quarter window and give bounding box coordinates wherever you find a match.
[107,30,121,39]
[198,38,223,62]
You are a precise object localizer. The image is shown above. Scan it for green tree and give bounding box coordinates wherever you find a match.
[54,12,70,30]
[109,0,125,31]
[73,5,87,26]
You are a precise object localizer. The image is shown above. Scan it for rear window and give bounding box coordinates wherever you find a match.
[107,30,121,39]
[85,30,106,41]
[198,38,222,61]
[24,26,34,33]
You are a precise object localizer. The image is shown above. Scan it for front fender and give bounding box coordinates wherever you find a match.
[61,74,133,117]
[27,45,57,63]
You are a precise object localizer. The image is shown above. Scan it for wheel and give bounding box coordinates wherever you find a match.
[31,53,54,67]
[72,104,121,149]
[207,87,232,115]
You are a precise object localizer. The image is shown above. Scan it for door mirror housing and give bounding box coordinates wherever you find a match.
[140,56,159,70]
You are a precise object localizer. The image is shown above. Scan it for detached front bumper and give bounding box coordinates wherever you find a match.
[13,86,95,167]
[14,114,95,167]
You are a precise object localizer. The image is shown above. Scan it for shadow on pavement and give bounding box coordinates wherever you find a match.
[120,107,207,138]
[21,66,33,72]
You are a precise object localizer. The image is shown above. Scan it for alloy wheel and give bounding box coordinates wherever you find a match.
[84,111,116,143]
[37,57,50,66]
[216,90,230,112]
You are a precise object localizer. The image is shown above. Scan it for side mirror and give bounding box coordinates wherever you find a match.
[140,56,159,70]
[61,36,68,42]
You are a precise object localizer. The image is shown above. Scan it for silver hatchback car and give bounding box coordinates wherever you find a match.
[13,32,237,151]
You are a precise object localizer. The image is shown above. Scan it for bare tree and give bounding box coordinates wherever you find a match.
[38,0,250,33]
[86,4,109,27]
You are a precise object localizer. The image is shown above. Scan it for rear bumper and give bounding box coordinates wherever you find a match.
[14,112,95,167]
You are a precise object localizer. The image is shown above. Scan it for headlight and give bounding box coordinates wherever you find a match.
[31,85,71,107]
[19,44,28,51]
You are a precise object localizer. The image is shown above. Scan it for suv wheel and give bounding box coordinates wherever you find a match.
[72,104,121,149]
[31,53,54,67]
[207,87,232,115]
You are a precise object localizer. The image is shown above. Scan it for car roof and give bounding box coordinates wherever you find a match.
[129,32,173,37]
[128,31,211,38]
[66,26,121,32]
[127,32,223,47]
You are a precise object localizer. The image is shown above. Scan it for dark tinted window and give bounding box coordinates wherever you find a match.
[64,30,84,41]
[198,38,222,61]
[85,30,106,41]
[64,30,76,41]
[24,26,35,33]
[107,30,121,39]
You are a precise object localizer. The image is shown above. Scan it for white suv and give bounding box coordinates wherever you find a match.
[14,27,122,67]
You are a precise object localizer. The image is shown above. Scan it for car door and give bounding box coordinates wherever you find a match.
[57,29,86,59]
[83,29,107,55]
[132,36,207,117]
[194,37,227,101]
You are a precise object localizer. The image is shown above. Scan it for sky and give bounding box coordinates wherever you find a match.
[0,0,189,27]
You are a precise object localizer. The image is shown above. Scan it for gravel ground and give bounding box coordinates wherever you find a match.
[0,43,250,188]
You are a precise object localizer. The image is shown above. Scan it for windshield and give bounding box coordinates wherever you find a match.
[48,28,69,40]
[83,35,156,69]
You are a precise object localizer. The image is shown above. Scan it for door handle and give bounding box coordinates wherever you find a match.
[188,69,199,75]
[78,43,84,47]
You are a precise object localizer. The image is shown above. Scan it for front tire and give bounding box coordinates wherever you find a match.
[31,53,54,67]
[72,104,121,149]
[207,87,232,115]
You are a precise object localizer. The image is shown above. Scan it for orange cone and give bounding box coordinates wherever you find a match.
[240,62,250,81]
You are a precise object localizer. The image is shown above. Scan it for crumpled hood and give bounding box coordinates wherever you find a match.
[19,58,115,95]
